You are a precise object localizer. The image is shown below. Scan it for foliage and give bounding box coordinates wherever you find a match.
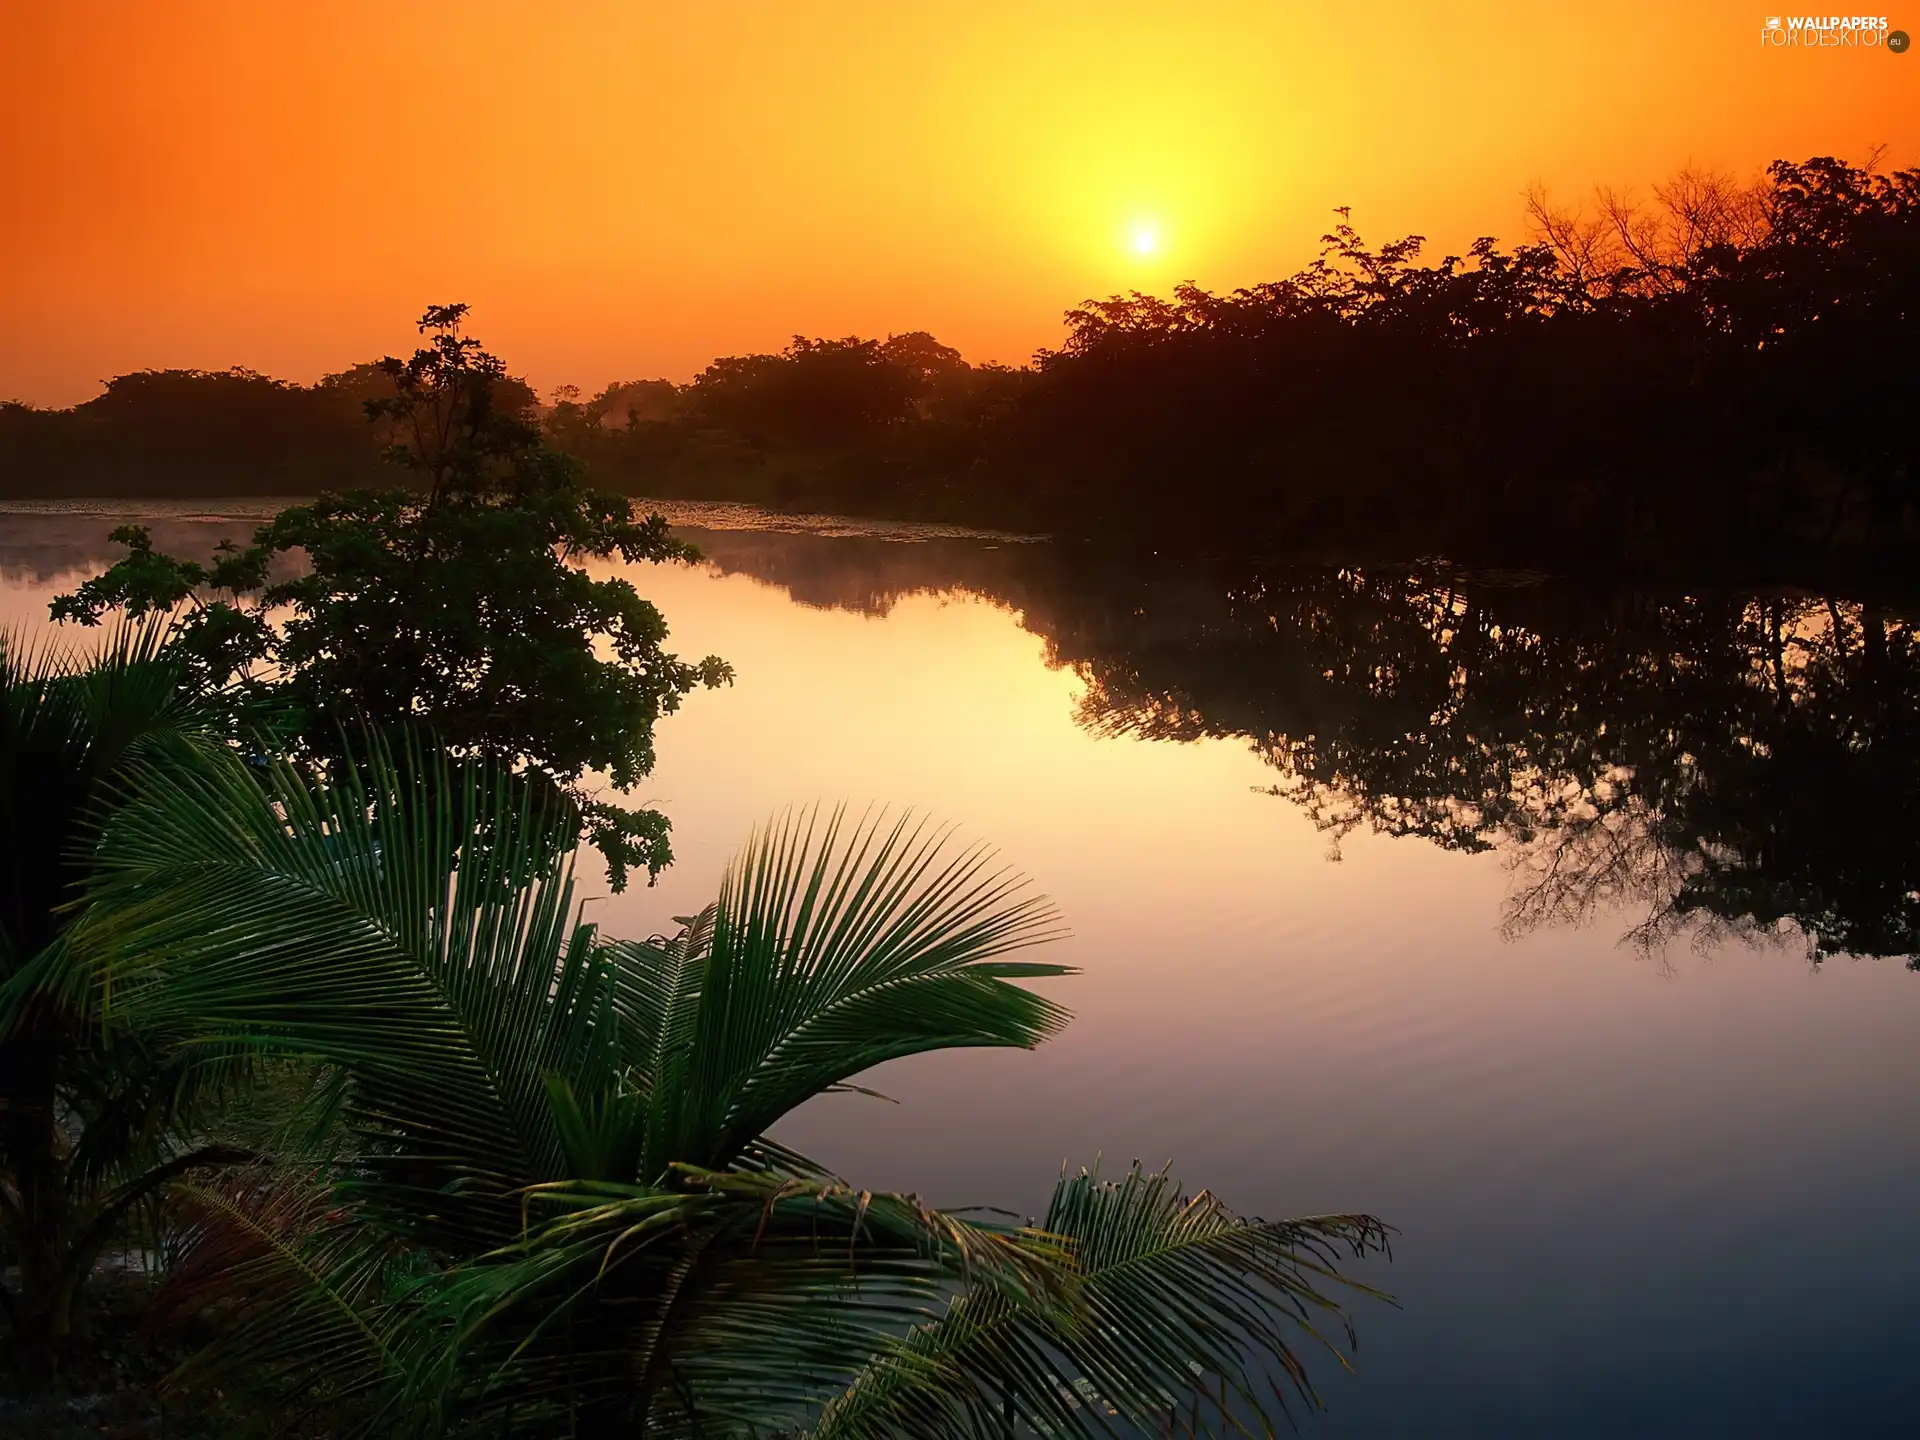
[687,336,921,447]
[807,1163,1389,1440]
[0,624,253,1377]
[50,305,732,888]
[0,368,385,499]
[1010,157,1916,567]
[498,153,1920,567]
[61,740,1389,1434]
[545,331,1016,518]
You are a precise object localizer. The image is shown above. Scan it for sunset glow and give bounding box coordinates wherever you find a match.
[1,1,1911,405]
[0,0,1916,1424]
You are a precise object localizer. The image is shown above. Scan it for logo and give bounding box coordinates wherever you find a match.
[1760,13,1900,46]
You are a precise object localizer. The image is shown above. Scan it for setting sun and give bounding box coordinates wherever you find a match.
[2,3,1913,403]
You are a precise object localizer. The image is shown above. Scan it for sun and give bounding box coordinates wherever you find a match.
[1129,224,1160,256]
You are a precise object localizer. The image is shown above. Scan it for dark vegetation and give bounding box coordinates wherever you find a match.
[49,307,733,887]
[0,362,538,499]
[1010,156,1918,580]
[0,315,1391,1435]
[6,156,1915,586]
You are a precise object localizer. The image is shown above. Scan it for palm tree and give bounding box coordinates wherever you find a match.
[72,734,1390,1435]
[0,625,252,1376]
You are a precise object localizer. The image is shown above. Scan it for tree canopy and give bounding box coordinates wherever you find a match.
[51,305,731,888]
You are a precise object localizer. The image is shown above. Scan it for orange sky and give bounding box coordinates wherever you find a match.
[2,0,1912,407]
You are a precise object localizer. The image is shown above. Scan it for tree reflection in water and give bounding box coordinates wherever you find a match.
[9,509,1915,966]
[1034,558,1919,965]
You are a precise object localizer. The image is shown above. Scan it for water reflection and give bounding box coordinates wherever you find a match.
[8,503,1913,966]
[5,501,1918,1433]
[679,528,1920,967]
[1026,559,1920,965]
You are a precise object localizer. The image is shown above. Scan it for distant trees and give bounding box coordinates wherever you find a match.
[0,368,379,497]
[549,153,1916,570]
[687,336,919,447]
[4,154,1912,577]
[680,331,977,447]
[0,358,541,501]
[555,331,1028,517]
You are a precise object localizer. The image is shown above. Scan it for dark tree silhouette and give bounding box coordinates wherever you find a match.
[51,306,731,888]
[5,155,1913,578]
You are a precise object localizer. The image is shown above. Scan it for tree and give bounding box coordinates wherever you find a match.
[52,305,731,889]
[70,740,1391,1435]
[0,624,252,1378]
[687,336,920,448]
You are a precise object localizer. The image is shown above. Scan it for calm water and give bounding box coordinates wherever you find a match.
[5,501,1918,1436]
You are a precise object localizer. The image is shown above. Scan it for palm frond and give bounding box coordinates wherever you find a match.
[74,730,611,1249]
[638,807,1072,1177]
[0,616,204,992]
[807,1163,1393,1440]
[68,767,1388,1440]
[155,1173,416,1418]
[413,1166,1070,1436]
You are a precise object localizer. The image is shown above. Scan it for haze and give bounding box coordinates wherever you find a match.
[2,0,1910,406]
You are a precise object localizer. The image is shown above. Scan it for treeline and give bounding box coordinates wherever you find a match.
[0,363,539,498]
[543,331,1028,518]
[1011,156,1919,578]
[4,155,1914,580]
[432,152,1920,581]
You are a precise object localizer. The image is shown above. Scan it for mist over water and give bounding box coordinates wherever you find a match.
[6,500,1917,1435]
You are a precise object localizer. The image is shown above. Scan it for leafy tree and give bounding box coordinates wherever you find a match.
[687,336,921,448]
[69,740,1390,1435]
[52,305,731,888]
[545,379,683,458]
[876,330,968,396]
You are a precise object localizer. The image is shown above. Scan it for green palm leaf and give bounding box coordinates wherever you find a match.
[808,1163,1392,1440]
[70,750,1388,1438]
[637,807,1072,1178]
[0,617,262,1358]
[0,616,212,1002]
[76,730,609,1250]
[153,1171,422,1423]
[416,1166,1070,1436]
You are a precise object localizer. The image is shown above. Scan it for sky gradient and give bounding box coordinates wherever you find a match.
[3,0,1912,406]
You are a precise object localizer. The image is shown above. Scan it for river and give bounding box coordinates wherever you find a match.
[4,499,1917,1436]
